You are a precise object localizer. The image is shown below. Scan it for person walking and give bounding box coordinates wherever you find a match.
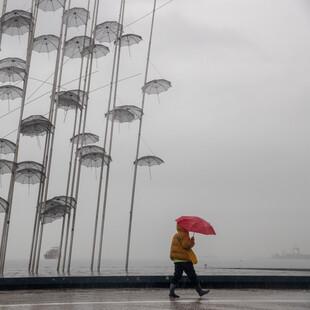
[169,224,210,298]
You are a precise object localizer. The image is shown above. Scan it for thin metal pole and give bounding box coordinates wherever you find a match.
[28,134,49,272]
[32,1,70,273]
[54,0,86,273]
[97,0,126,272]
[57,111,78,272]
[66,0,100,273]
[90,2,123,273]
[0,0,39,274]
[125,0,158,272]
[0,0,38,271]
[33,0,72,274]
[57,96,79,273]
[29,0,70,273]
[0,0,39,270]
[60,108,80,272]
[61,0,92,273]
[0,0,7,51]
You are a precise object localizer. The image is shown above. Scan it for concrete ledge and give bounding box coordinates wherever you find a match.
[1,275,310,290]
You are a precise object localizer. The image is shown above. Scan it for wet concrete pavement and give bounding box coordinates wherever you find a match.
[0,288,309,309]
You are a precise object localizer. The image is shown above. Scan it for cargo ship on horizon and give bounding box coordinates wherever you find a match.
[272,245,310,259]
[44,247,59,259]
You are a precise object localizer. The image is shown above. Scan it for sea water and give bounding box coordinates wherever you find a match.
[2,257,310,277]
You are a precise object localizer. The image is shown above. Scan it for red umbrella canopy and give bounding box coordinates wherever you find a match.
[175,216,216,235]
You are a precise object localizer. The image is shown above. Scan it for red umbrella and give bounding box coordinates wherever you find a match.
[175,216,216,235]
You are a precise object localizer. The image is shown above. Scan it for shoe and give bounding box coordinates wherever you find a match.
[169,283,180,298]
[195,284,210,296]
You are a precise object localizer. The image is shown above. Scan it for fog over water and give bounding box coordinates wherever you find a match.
[0,0,310,272]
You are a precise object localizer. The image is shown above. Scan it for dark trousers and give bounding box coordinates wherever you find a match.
[172,262,199,286]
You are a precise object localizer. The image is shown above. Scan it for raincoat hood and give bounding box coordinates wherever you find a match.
[170,224,197,264]
[176,224,188,234]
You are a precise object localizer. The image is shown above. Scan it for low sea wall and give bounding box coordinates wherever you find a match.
[1,275,310,290]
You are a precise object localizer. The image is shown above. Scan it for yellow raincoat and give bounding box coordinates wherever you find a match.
[170,224,197,264]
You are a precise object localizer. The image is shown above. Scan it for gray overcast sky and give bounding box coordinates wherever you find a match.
[0,0,310,268]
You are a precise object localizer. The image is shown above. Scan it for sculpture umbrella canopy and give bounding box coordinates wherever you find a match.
[81,152,111,168]
[116,34,142,47]
[0,138,16,155]
[0,159,15,186]
[134,155,164,167]
[69,89,88,104]
[0,197,8,213]
[0,67,26,83]
[0,85,23,100]
[115,34,142,57]
[44,195,76,212]
[117,105,143,120]
[0,10,31,23]
[42,196,76,224]
[0,10,32,36]
[0,85,23,111]
[14,168,45,185]
[55,91,82,111]
[95,21,122,43]
[44,195,76,211]
[15,168,45,194]
[134,155,164,180]
[38,0,65,12]
[63,7,90,28]
[81,44,109,59]
[78,145,105,156]
[0,159,15,175]
[142,79,172,94]
[64,35,92,58]
[33,34,59,53]
[142,79,171,102]
[20,115,54,137]
[16,161,43,171]
[42,206,70,224]
[105,108,136,123]
[175,216,216,235]
[55,90,85,103]
[70,132,99,145]
[52,195,76,207]
[0,57,26,70]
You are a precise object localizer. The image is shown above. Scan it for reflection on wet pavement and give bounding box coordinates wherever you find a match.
[0,288,310,310]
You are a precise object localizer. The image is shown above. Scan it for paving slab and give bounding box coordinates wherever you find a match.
[0,288,309,310]
[1,275,310,290]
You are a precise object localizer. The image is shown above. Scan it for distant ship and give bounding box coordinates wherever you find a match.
[44,247,59,259]
[272,245,310,259]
